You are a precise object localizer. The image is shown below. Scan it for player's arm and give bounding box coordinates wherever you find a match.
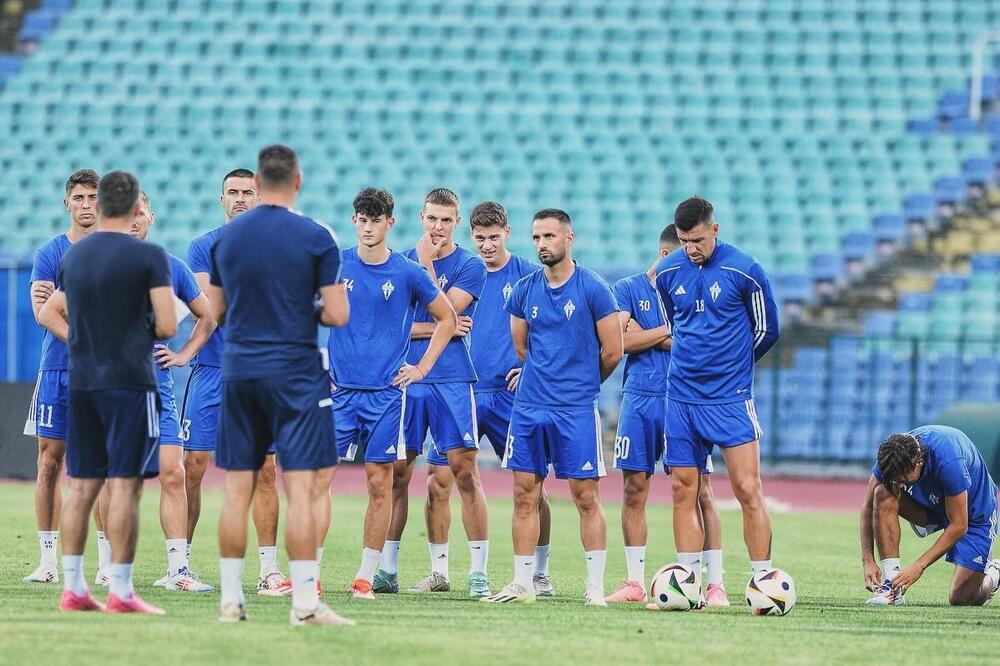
[411,286,474,339]
[595,311,624,382]
[154,293,217,369]
[744,264,780,361]
[892,491,969,592]
[205,283,227,326]
[37,289,69,343]
[859,475,884,591]
[316,283,349,328]
[30,280,56,323]
[394,293,458,387]
[150,286,178,339]
[621,312,671,353]
[510,314,528,362]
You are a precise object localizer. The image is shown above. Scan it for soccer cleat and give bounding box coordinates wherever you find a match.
[290,602,356,626]
[219,602,247,623]
[986,559,1000,603]
[407,571,450,593]
[532,573,556,597]
[467,571,491,598]
[350,578,375,600]
[152,572,169,588]
[371,570,399,594]
[106,592,166,615]
[864,579,906,606]
[94,569,111,587]
[23,564,58,584]
[59,589,106,612]
[257,571,292,597]
[585,587,608,607]
[481,581,536,604]
[605,580,646,603]
[706,583,730,607]
[164,567,215,592]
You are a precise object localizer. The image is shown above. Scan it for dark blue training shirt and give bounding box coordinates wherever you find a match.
[614,272,670,397]
[469,253,538,392]
[31,233,72,371]
[209,205,341,380]
[188,226,223,367]
[155,254,201,390]
[327,248,439,389]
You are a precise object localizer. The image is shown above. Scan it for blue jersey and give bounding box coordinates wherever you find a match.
[655,241,779,405]
[209,205,341,381]
[470,254,538,392]
[614,272,669,396]
[506,263,619,408]
[874,425,998,523]
[403,245,486,383]
[328,248,440,389]
[188,226,223,367]
[155,255,201,389]
[31,234,72,371]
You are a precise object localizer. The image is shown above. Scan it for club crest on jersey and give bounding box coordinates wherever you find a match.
[502,281,513,301]
[674,285,686,296]
[438,274,449,289]
[382,279,395,300]
[710,281,721,301]
[563,300,576,320]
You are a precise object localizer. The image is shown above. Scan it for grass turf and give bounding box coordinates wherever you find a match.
[0,481,996,665]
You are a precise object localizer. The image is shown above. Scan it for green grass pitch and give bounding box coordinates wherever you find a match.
[0,482,996,665]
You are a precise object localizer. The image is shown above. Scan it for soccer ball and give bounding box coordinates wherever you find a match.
[649,563,702,611]
[745,568,796,616]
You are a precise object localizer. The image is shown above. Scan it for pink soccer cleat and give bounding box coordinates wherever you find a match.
[705,583,730,607]
[59,589,106,612]
[106,592,166,615]
[604,580,647,603]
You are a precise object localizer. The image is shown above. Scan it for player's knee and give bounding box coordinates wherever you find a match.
[257,464,277,492]
[427,475,450,504]
[37,452,62,480]
[572,487,600,515]
[670,473,699,503]
[159,461,185,491]
[453,467,480,494]
[623,481,647,511]
[731,476,763,505]
[948,588,980,606]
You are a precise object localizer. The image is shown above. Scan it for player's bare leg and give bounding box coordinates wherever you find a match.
[949,564,999,606]
[218,469,257,620]
[483,470,541,604]
[671,466,705,554]
[312,465,338,593]
[57,476,105,610]
[414,463,453,592]
[569,478,607,605]
[92,484,112,585]
[867,483,928,605]
[607,470,649,602]
[699,473,728,606]
[374,453,416,592]
[184,450,212,560]
[26,437,64,583]
[254,454,288,595]
[104,477,163,614]
[351,462,394,599]
[451,447,490,596]
[721,442,771,564]
[533,487,556,596]
[158,445,211,592]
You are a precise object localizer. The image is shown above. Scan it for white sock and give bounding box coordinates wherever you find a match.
[585,550,606,593]
[109,562,134,600]
[356,548,381,583]
[880,558,901,581]
[514,555,534,590]
[703,549,723,585]
[429,542,449,578]
[39,530,58,566]
[316,547,324,565]
[186,541,192,562]
[624,545,646,586]
[381,541,401,574]
[258,545,278,576]
[219,557,245,607]
[96,531,111,570]
[750,559,773,574]
[289,560,319,611]
[469,540,489,574]
[166,539,187,576]
[534,545,550,576]
[62,554,86,595]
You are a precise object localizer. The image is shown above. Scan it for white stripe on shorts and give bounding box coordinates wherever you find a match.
[469,384,479,450]
[22,372,42,436]
[396,387,408,461]
[745,399,763,440]
[594,405,607,477]
[147,391,160,439]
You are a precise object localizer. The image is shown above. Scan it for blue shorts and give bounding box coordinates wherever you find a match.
[912,506,999,574]
[67,389,160,478]
[158,382,183,446]
[474,389,515,460]
[665,399,763,470]
[332,386,406,464]
[503,403,606,480]
[24,369,70,440]
[613,392,666,475]
[183,365,275,455]
[404,382,478,466]
[216,370,337,472]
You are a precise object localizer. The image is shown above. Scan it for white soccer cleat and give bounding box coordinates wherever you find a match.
[218,602,247,623]
[258,570,292,596]
[23,564,58,584]
[290,602,356,626]
[407,571,450,593]
[480,581,536,604]
[584,586,608,607]
[94,568,111,587]
[164,567,215,592]
[986,559,1000,604]
[152,572,169,588]
[865,579,905,606]
[532,573,556,597]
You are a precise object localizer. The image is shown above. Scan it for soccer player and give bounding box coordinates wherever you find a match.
[39,170,177,613]
[183,169,289,594]
[127,192,216,592]
[209,145,351,626]
[606,224,728,606]
[22,169,102,584]
[860,426,1000,606]
[484,209,623,605]
[465,201,555,596]
[326,188,457,600]
[375,188,491,598]
[654,196,779,594]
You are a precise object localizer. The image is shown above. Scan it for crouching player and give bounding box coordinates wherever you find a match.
[860,425,1000,606]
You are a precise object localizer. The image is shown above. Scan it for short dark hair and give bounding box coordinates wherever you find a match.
[98,171,140,218]
[470,201,508,230]
[424,188,460,211]
[353,187,394,219]
[256,145,298,188]
[64,169,99,195]
[533,208,571,226]
[876,433,926,496]
[660,223,679,247]
[674,196,714,232]
[222,168,254,190]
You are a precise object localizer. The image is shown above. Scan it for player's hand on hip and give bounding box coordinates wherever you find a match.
[455,315,473,337]
[505,367,522,391]
[862,558,882,591]
[154,344,188,369]
[890,563,924,592]
[31,282,54,304]
[393,364,426,388]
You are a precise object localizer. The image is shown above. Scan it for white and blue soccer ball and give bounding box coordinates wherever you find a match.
[745,568,796,616]
[649,563,702,611]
